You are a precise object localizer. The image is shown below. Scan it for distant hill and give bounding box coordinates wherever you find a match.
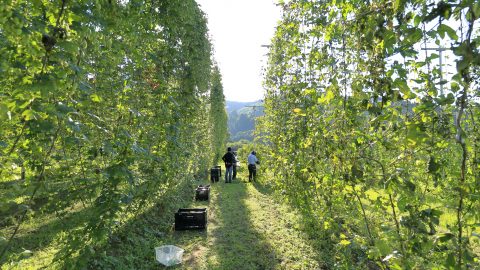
[225,101,258,114]
[226,100,264,142]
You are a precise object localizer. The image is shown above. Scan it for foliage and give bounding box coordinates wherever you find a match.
[261,0,480,268]
[0,0,227,267]
[209,66,228,164]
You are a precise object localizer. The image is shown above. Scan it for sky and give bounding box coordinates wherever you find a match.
[196,0,281,102]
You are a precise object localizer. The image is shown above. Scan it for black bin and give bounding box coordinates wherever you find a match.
[215,165,222,177]
[195,185,210,201]
[174,208,207,230]
[210,167,220,182]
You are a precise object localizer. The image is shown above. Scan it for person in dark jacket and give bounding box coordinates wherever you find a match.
[222,147,235,183]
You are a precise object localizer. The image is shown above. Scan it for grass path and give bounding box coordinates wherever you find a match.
[160,177,323,270]
[1,175,324,269]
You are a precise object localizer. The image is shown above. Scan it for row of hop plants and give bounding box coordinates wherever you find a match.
[259,0,480,269]
[0,0,228,268]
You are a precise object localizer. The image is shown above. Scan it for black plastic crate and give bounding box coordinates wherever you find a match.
[210,167,220,182]
[215,165,222,177]
[195,185,210,201]
[174,208,207,230]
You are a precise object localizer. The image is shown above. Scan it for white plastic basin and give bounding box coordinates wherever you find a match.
[155,245,184,267]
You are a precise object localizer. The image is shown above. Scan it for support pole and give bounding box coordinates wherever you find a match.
[421,47,449,96]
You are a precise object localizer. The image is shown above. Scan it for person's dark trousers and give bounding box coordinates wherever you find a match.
[225,165,233,183]
[233,165,237,179]
[248,164,256,182]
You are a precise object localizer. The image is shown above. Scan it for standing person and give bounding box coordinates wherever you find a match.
[247,151,259,182]
[222,147,235,183]
[232,151,239,179]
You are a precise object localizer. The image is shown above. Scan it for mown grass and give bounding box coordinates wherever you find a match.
[1,203,90,269]
[1,166,325,269]
[0,179,199,269]
[88,167,324,269]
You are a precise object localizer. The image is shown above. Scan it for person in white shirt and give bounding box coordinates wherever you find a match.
[247,151,259,182]
[232,151,239,179]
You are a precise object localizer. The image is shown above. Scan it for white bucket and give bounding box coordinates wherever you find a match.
[155,245,184,267]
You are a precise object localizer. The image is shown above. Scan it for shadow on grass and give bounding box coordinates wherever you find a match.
[0,203,96,266]
[0,177,210,269]
[206,176,280,269]
[81,175,283,269]
[248,175,331,269]
[250,180,275,197]
[252,174,368,269]
[10,172,330,269]
[74,179,211,270]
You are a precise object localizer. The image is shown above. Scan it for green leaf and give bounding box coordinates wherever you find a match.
[90,94,102,103]
[351,165,364,179]
[339,239,351,246]
[403,180,416,192]
[406,123,428,145]
[56,102,75,115]
[436,93,455,105]
[413,15,422,27]
[374,239,391,256]
[436,232,454,243]
[438,24,458,41]
[303,88,315,96]
[445,253,455,268]
[318,90,334,104]
[35,75,58,98]
[384,29,396,53]
[405,28,422,44]
[397,196,408,212]
[22,109,36,121]
[456,58,469,74]
[0,104,8,120]
[394,79,409,92]
[57,41,79,54]
[393,0,401,12]
[473,2,480,18]
[453,42,469,57]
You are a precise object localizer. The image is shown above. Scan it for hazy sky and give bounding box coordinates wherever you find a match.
[196,0,281,102]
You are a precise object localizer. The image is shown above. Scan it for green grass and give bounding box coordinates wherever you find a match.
[1,168,325,269]
[0,179,197,269]
[1,202,92,269]
[91,174,324,269]
[6,166,477,269]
